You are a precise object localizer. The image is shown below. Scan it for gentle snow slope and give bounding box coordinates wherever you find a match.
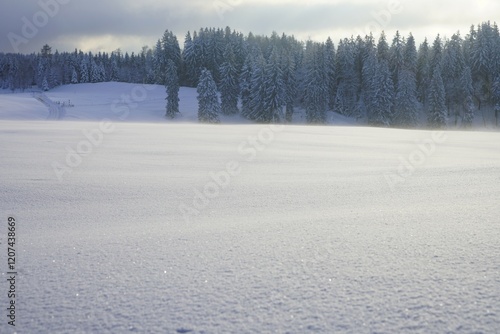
[0,82,357,125]
[0,121,499,333]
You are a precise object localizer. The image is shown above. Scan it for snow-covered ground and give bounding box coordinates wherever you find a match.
[0,82,360,125]
[0,84,499,333]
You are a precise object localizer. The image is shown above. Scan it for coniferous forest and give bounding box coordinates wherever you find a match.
[1,23,500,127]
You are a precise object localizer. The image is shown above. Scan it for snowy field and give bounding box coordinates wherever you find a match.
[0,84,500,333]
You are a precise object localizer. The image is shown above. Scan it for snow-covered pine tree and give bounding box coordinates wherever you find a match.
[369,60,394,126]
[247,50,266,121]
[361,43,378,120]
[282,51,297,122]
[197,69,220,123]
[430,35,443,72]
[165,59,180,119]
[262,48,285,123]
[304,42,328,124]
[389,31,404,86]
[42,76,50,91]
[79,56,89,83]
[90,58,100,83]
[404,33,418,73]
[335,38,357,117]
[377,31,390,61]
[394,69,419,127]
[325,37,336,110]
[162,30,182,79]
[71,67,78,84]
[239,55,253,119]
[427,67,447,128]
[442,33,466,124]
[461,67,475,127]
[182,31,197,87]
[416,38,430,106]
[218,45,239,116]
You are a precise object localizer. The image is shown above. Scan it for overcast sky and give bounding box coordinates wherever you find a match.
[1,0,498,54]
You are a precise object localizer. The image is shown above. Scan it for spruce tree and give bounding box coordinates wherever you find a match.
[42,76,50,91]
[427,68,447,128]
[71,68,78,84]
[370,60,394,126]
[416,38,430,105]
[282,51,297,122]
[239,55,253,119]
[394,69,419,127]
[247,51,266,121]
[325,37,337,110]
[197,69,220,123]
[218,45,239,116]
[263,48,285,123]
[79,56,89,83]
[165,59,180,119]
[461,67,475,127]
[304,43,328,124]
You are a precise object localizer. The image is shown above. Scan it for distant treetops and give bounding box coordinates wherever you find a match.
[2,23,500,128]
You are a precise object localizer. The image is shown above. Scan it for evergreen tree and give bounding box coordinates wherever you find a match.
[262,48,285,122]
[246,50,266,121]
[165,59,180,119]
[430,35,443,71]
[90,58,100,83]
[218,45,239,115]
[389,31,404,85]
[325,37,337,110]
[416,38,430,105]
[377,32,390,61]
[369,60,394,126]
[239,55,253,118]
[461,67,475,127]
[427,68,447,127]
[79,56,89,83]
[361,44,378,120]
[335,38,357,116]
[403,33,418,73]
[282,51,297,122]
[42,76,50,91]
[304,42,328,123]
[71,67,78,84]
[442,33,466,123]
[394,69,419,127]
[197,69,220,123]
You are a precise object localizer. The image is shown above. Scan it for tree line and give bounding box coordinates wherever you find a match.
[1,23,500,127]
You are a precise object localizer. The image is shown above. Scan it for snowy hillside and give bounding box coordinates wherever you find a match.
[0,83,359,125]
[2,82,497,128]
[0,118,499,333]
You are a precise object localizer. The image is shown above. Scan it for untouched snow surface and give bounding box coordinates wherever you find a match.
[0,83,358,125]
[1,119,500,333]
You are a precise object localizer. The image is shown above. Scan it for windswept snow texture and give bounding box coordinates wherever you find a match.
[1,120,499,333]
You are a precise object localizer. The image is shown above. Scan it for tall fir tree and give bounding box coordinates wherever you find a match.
[218,45,239,115]
[461,66,475,127]
[165,59,180,119]
[304,42,328,123]
[282,51,297,122]
[197,69,220,123]
[246,50,266,121]
[239,55,253,118]
[394,69,419,127]
[325,37,337,110]
[427,67,447,127]
[416,38,430,106]
[262,48,285,123]
[369,60,394,126]
[71,68,78,84]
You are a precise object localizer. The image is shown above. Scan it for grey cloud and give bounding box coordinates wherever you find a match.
[0,0,496,54]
